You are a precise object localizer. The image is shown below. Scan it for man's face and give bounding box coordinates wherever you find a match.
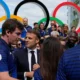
[50,21,55,26]
[23,18,28,26]
[25,33,39,49]
[34,24,38,28]
[8,28,22,44]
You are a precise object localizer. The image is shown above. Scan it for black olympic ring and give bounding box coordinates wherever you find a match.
[14,0,49,30]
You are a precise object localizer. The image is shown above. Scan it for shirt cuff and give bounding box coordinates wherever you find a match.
[24,72,27,80]
[24,72,26,77]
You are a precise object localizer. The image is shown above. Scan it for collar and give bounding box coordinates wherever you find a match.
[27,48,37,53]
[0,38,10,51]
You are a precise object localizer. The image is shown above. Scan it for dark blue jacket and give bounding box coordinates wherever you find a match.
[56,44,80,80]
[0,38,17,78]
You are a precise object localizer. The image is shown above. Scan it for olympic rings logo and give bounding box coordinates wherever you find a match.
[0,0,80,31]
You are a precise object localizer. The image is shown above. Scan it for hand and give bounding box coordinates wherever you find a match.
[26,71,34,78]
[33,64,40,71]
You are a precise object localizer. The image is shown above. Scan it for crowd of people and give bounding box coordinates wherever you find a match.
[11,18,80,51]
[0,17,80,80]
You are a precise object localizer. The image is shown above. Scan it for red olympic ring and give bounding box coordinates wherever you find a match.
[53,2,80,17]
[1,1,80,32]
[52,2,80,33]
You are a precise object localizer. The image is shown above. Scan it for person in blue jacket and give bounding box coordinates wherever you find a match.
[0,19,23,80]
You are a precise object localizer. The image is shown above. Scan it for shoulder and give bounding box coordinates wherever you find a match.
[27,25,32,29]
[64,44,80,56]
[13,48,27,56]
[0,39,5,48]
[29,26,32,28]
[61,45,80,64]
[0,39,9,53]
[48,27,51,30]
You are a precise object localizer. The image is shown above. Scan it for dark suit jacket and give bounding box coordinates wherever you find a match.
[13,48,40,80]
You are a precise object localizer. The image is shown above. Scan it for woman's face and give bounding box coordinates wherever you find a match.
[40,23,44,30]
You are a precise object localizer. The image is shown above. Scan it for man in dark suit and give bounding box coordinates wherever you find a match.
[13,30,40,80]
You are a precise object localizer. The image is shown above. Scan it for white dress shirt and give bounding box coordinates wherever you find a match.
[24,48,38,80]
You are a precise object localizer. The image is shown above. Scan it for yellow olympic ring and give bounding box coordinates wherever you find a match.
[0,15,23,22]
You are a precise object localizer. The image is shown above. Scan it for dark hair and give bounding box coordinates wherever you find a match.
[27,30,41,41]
[40,37,63,80]
[39,22,44,29]
[2,19,23,36]
[71,26,75,29]
[33,22,38,26]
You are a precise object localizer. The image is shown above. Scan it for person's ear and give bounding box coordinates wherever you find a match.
[36,39,39,44]
[6,30,10,37]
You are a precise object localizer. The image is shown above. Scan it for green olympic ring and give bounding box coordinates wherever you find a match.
[38,17,64,27]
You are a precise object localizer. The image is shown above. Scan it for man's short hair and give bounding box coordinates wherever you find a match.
[33,22,38,26]
[2,19,23,36]
[27,30,41,41]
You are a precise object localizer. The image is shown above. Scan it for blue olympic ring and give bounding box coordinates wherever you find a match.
[0,0,10,19]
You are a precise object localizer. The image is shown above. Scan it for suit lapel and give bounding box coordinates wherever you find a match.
[24,48,30,71]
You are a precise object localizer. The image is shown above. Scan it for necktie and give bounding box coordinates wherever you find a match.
[31,51,36,71]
